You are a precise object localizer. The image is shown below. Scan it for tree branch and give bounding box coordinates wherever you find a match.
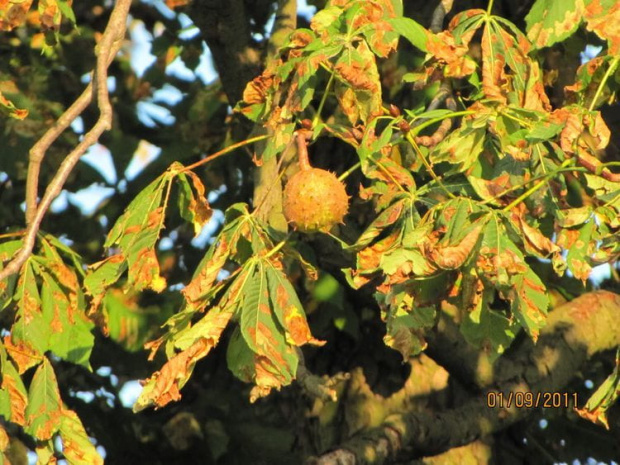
[313,291,620,464]
[0,0,132,282]
[188,0,261,105]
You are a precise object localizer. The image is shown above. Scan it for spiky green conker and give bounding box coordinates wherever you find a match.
[283,168,349,233]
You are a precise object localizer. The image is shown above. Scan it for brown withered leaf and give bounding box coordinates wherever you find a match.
[430,225,483,270]
[584,0,620,55]
[242,70,275,105]
[427,31,477,78]
[0,347,28,425]
[4,337,42,374]
[134,339,210,412]
[178,171,213,237]
[511,211,560,257]
[0,0,33,30]
[553,106,610,156]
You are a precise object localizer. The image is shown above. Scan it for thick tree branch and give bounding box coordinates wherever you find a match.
[188,0,262,105]
[0,0,132,282]
[313,291,620,464]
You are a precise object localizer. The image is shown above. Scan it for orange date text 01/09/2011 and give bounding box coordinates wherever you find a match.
[486,391,578,409]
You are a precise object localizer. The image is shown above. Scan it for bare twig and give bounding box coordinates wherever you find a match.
[0,0,132,282]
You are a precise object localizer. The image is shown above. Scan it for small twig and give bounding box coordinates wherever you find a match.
[183,134,270,171]
[296,129,312,171]
[0,0,132,283]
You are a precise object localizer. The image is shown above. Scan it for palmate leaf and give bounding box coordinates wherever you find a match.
[334,41,382,124]
[182,203,266,310]
[8,239,94,372]
[475,214,550,340]
[480,16,550,111]
[85,165,179,306]
[135,271,245,412]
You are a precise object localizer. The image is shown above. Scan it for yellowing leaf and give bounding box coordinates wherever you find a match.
[25,358,63,441]
[59,409,104,465]
[133,338,211,412]
[266,261,324,347]
[177,171,213,237]
[525,0,585,49]
[584,0,620,55]
[507,267,549,341]
[0,341,28,426]
[0,0,34,31]
[430,224,482,270]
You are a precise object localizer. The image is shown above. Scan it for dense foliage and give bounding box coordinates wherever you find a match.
[0,0,619,463]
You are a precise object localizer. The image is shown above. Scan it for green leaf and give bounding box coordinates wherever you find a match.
[508,266,549,340]
[576,348,620,429]
[461,289,518,359]
[11,261,49,366]
[239,260,283,354]
[103,168,176,293]
[383,292,435,359]
[0,91,28,120]
[525,0,584,49]
[38,266,94,368]
[388,17,428,52]
[265,261,323,347]
[430,115,488,172]
[0,240,22,310]
[25,358,63,441]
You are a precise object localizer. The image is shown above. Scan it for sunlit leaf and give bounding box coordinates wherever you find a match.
[59,409,104,465]
[0,341,28,426]
[25,358,63,441]
[525,0,585,49]
[177,170,213,237]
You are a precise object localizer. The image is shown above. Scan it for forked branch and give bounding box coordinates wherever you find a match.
[0,0,132,283]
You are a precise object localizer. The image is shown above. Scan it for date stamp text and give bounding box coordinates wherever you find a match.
[486,391,577,409]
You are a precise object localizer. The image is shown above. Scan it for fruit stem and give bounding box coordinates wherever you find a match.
[296,130,312,171]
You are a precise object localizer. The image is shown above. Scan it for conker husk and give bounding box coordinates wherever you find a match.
[283,168,349,233]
